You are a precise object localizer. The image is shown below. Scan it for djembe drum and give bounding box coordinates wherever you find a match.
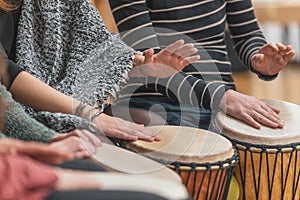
[125,125,238,200]
[215,99,300,200]
[92,143,189,200]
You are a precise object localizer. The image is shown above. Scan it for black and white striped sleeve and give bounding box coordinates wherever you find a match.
[143,73,233,111]
[109,0,160,51]
[109,0,234,110]
[226,0,277,80]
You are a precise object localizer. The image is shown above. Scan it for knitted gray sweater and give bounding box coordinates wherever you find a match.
[16,0,135,132]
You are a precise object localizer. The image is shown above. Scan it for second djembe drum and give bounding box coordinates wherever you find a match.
[125,125,238,200]
[216,99,300,200]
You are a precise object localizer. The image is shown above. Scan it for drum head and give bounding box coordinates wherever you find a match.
[126,125,234,164]
[92,143,181,183]
[216,99,300,145]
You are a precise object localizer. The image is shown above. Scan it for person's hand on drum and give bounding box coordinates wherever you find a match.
[220,90,284,129]
[251,43,295,76]
[0,138,74,164]
[92,112,161,142]
[130,39,200,78]
[50,129,102,160]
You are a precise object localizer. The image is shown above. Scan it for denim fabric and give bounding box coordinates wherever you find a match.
[117,97,212,130]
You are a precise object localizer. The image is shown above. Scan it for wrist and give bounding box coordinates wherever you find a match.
[73,101,94,120]
[50,134,59,143]
[92,100,111,122]
[220,89,234,112]
[250,60,278,81]
[128,65,148,77]
[133,52,145,68]
[91,108,104,122]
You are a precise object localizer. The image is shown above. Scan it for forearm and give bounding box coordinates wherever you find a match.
[142,73,234,111]
[10,71,79,115]
[8,71,99,130]
[227,0,267,68]
[0,154,58,200]
[0,83,56,142]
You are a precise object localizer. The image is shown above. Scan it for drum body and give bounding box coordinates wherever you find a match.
[169,157,237,200]
[216,99,300,200]
[125,125,238,200]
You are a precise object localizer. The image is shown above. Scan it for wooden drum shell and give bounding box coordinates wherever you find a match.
[233,142,300,200]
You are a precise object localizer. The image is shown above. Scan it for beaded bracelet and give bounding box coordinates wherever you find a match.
[74,101,88,117]
[91,95,112,122]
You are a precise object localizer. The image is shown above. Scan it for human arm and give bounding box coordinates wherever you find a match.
[139,73,232,111]
[8,41,199,141]
[0,51,161,141]
[107,1,228,110]
[0,55,101,152]
[0,82,101,157]
[109,0,160,51]
[214,0,287,128]
[82,39,198,140]
[110,0,284,129]
[0,147,184,200]
[226,0,295,79]
[0,138,73,164]
[0,152,59,200]
[130,71,284,128]
[0,44,159,141]
[0,140,99,200]
[0,79,57,142]
[0,47,78,116]
[10,71,77,114]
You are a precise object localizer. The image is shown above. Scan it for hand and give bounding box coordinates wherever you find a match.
[130,40,200,78]
[150,39,200,70]
[50,130,102,159]
[93,113,161,142]
[0,139,23,154]
[0,138,73,164]
[220,90,284,129]
[251,43,295,76]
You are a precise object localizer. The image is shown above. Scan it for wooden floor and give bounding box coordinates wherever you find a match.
[233,63,300,105]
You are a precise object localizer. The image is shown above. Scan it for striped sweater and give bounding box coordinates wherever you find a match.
[109,0,268,110]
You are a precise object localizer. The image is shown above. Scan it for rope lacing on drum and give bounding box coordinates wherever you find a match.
[169,148,238,200]
[228,138,300,200]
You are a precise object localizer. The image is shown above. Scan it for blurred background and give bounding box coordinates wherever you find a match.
[91,0,300,105]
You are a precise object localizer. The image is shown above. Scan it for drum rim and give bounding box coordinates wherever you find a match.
[223,135,300,153]
[126,125,235,163]
[167,148,239,171]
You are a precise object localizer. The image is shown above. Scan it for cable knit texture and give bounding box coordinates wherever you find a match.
[0,84,56,142]
[15,0,135,132]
